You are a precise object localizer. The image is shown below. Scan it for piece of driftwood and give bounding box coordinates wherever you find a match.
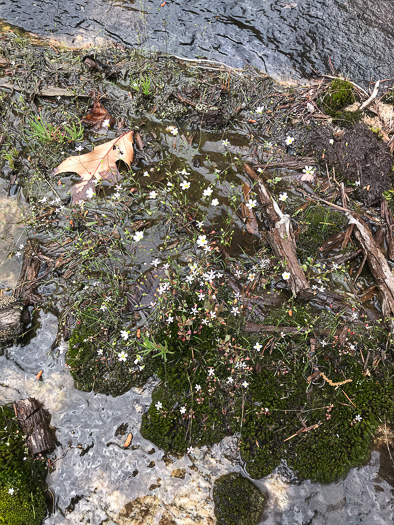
[13,398,55,455]
[381,200,394,261]
[14,242,42,304]
[347,213,394,317]
[0,296,23,343]
[245,163,311,296]
[254,156,316,171]
[241,183,260,237]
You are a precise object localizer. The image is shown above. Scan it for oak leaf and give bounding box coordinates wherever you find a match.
[53,131,134,203]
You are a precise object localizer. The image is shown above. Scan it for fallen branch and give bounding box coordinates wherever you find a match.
[359,80,380,111]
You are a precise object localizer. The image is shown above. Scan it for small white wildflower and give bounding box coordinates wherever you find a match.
[187,446,194,454]
[279,192,288,202]
[329,139,334,145]
[97,349,103,356]
[302,166,315,177]
[102,118,110,128]
[285,136,294,145]
[222,139,229,147]
[254,342,262,351]
[208,368,215,376]
[195,384,201,392]
[211,198,219,207]
[355,414,362,422]
[155,401,163,410]
[149,190,157,199]
[170,127,179,136]
[232,306,240,316]
[198,291,205,300]
[255,106,264,114]
[143,171,150,177]
[246,199,258,209]
[180,181,191,190]
[120,330,129,341]
[8,488,15,495]
[133,231,144,242]
[355,180,361,186]
[196,235,208,248]
[196,221,204,229]
[321,340,328,347]
[19,244,24,249]
[15,251,21,257]
[282,271,291,280]
[167,316,174,324]
[75,145,83,152]
[242,381,249,388]
[100,304,107,311]
[185,275,195,283]
[203,187,213,198]
[227,376,234,384]
[180,406,186,414]
[151,258,161,267]
[248,273,256,281]
[118,351,128,362]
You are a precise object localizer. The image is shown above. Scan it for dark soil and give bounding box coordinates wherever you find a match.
[309,123,393,206]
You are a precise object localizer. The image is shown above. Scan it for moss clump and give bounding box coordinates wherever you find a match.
[318,80,361,126]
[213,473,265,525]
[67,306,154,396]
[296,204,348,261]
[0,405,47,525]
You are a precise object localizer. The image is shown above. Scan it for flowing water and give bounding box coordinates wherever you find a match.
[1,1,394,87]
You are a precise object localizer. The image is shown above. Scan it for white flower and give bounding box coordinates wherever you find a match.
[285,136,295,146]
[204,270,216,282]
[100,304,107,311]
[102,118,110,128]
[185,275,195,283]
[302,166,315,177]
[196,235,208,248]
[208,368,215,376]
[133,231,144,242]
[155,401,163,410]
[222,139,229,147]
[157,283,170,295]
[75,145,83,152]
[191,306,198,315]
[355,414,362,422]
[320,340,328,347]
[167,316,174,324]
[232,306,240,316]
[254,342,262,351]
[167,182,173,188]
[203,187,213,198]
[227,376,234,384]
[8,488,15,495]
[195,384,201,392]
[282,271,291,280]
[151,258,160,267]
[242,381,249,388]
[118,351,128,362]
[15,251,21,257]
[180,181,191,190]
[246,199,257,209]
[198,292,205,300]
[247,273,256,281]
[143,171,150,177]
[170,127,179,136]
[149,190,157,199]
[19,244,24,249]
[120,330,129,341]
[196,221,204,229]
[210,311,216,319]
[355,180,361,186]
[187,446,194,454]
[211,198,219,207]
[279,192,288,202]
[180,406,186,414]
[255,106,264,114]
[163,263,170,269]
[202,318,209,325]
[97,349,103,355]
[329,139,334,145]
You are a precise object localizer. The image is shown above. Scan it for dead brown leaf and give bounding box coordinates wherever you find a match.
[53,131,134,203]
[82,98,115,130]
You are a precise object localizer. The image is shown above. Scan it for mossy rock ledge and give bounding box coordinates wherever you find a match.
[213,473,266,525]
[0,404,47,525]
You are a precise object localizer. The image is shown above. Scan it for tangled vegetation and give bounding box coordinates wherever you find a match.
[0,30,393,503]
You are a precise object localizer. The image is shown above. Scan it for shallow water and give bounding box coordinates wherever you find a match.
[0,311,392,524]
[1,0,394,87]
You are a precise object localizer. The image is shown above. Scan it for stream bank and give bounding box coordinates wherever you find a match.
[0,31,393,524]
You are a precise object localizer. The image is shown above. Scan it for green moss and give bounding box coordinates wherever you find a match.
[318,80,361,126]
[213,473,266,525]
[296,204,348,261]
[67,306,154,396]
[0,405,47,525]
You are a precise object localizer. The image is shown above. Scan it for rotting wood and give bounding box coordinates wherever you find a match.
[347,213,394,317]
[0,296,23,343]
[241,183,260,237]
[245,163,311,296]
[13,398,55,455]
[254,156,316,172]
[381,200,394,261]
